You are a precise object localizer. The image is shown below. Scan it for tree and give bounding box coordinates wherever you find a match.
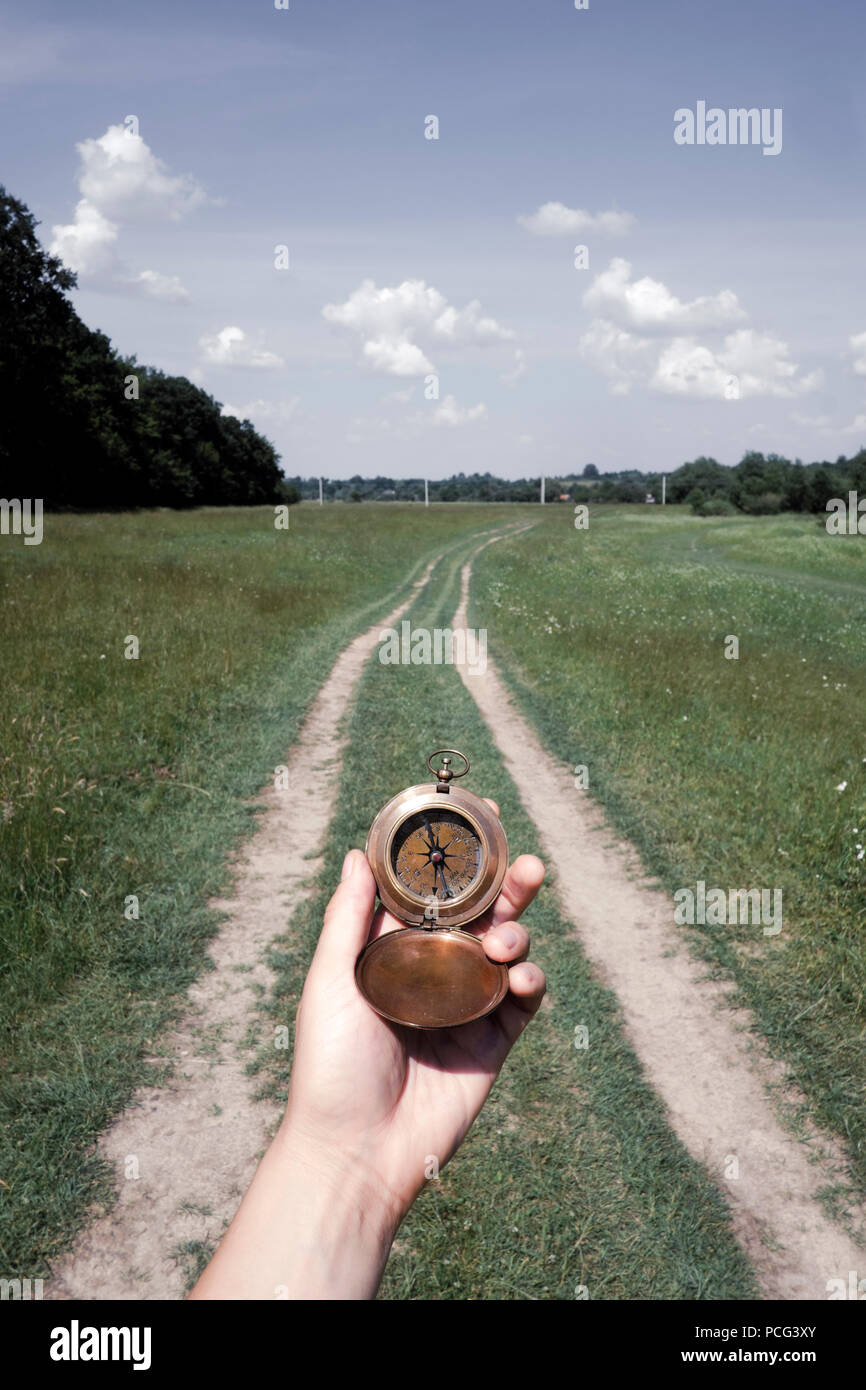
[0,185,284,508]
[803,465,838,515]
[668,457,731,504]
[784,466,809,512]
[732,451,790,512]
[582,463,599,478]
[848,449,866,492]
[0,186,80,494]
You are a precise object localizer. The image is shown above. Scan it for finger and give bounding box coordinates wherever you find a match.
[311,849,377,974]
[483,796,501,818]
[495,961,546,1047]
[364,901,406,943]
[481,920,530,964]
[487,854,545,929]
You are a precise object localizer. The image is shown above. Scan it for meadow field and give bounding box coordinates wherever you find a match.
[473,508,866,1196]
[0,504,512,1275]
[1,501,863,1297]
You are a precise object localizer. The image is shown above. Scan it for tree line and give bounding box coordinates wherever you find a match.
[657,452,866,516]
[0,187,283,509]
[285,451,866,512]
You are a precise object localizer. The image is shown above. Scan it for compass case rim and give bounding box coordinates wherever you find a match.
[365,782,508,929]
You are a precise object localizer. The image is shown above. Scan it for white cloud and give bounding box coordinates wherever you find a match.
[363,338,434,376]
[518,202,635,237]
[200,326,284,369]
[324,279,440,340]
[840,413,866,435]
[579,259,818,401]
[578,319,656,395]
[322,278,514,377]
[652,330,821,400]
[50,199,120,278]
[433,300,515,345]
[583,258,745,333]
[221,396,300,423]
[650,339,736,398]
[49,123,205,298]
[581,317,818,401]
[133,269,190,303]
[76,124,207,221]
[716,331,823,399]
[431,394,487,426]
[850,331,866,376]
[502,348,527,385]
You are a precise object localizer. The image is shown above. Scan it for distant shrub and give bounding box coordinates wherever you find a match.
[742,492,783,515]
[701,496,737,516]
[686,487,707,514]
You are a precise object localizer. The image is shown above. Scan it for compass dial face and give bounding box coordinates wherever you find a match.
[391,809,483,904]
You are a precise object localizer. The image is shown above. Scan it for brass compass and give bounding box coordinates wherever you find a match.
[355,750,509,1029]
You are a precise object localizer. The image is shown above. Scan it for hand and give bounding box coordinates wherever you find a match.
[283,819,546,1223]
[190,811,546,1300]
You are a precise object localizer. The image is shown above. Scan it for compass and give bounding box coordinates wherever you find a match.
[355,749,510,1029]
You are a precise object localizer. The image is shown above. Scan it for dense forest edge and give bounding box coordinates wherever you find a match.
[0,187,284,509]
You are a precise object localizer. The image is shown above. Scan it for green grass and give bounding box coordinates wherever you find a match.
[6,498,856,1295]
[254,530,759,1300]
[0,502,521,1275]
[473,504,866,1195]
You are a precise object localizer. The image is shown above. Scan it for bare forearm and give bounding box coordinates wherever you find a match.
[189,1125,402,1301]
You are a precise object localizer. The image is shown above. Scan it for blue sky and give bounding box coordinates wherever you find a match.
[3,0,865,479]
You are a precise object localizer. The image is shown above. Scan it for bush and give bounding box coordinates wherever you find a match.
[701,496,737,516]
[741,492,783,515]
[686,487,707,514]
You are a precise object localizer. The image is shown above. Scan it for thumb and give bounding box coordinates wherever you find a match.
[312,849,378,975]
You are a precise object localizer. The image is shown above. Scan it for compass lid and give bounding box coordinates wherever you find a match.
[354,925,509,1029]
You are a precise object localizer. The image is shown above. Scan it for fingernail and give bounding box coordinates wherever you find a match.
[499,927,518,949]
[341,851,355,881]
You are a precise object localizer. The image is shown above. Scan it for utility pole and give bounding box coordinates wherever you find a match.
[661,474,666,506]
[319,477,323,506]
[540,475,545,505]
[424,478,429,507]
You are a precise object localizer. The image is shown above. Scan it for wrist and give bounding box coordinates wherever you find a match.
[276,1115,407,1231]
[270,1120,403,1299]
